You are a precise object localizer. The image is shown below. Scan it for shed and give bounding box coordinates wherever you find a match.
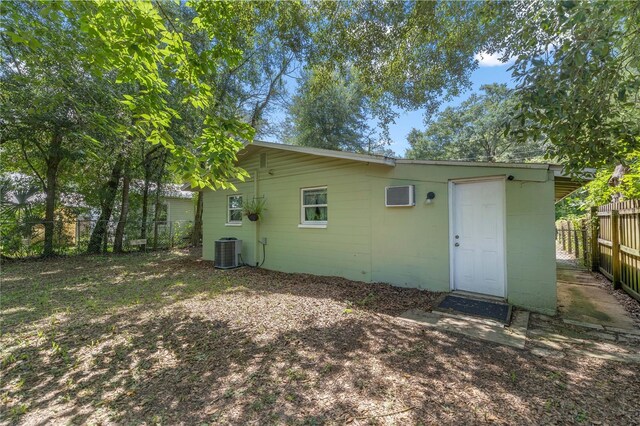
[202,141,581,314]
[130,181,195,223]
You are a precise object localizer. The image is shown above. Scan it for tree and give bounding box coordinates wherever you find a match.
[406,84,545,162]
[285,67,390,154]
[112,160,131,254]
[4,1,260,189]
[2,1,274,255]
[282,1,511,155]
[404,128,451,161]
[86,150,125,254]
[204,1,310,138]
[310,1,512,119]
[502,0,640,173]
[0,174,40,234]
[556,152,640,220]
[1,1,111,255]
[0,174,42,256]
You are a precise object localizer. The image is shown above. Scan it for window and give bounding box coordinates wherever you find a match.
[301,187,327,226]
[227,195,243,224]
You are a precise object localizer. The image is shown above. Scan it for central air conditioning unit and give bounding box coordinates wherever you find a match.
[385,185,415,207]
[214,238,242,269]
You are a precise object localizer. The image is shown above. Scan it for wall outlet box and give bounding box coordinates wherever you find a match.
[260,237,267,245]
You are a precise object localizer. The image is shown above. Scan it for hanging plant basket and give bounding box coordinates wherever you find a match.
[242,198,266,222]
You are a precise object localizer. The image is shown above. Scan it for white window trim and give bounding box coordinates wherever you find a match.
[227,194,243,225]
[298,224,327,229]
[300,186,328,226]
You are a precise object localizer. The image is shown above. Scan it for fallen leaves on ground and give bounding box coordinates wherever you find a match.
[1,250,639,425]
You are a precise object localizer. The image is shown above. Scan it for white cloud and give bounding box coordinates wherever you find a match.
[474,51,514,67]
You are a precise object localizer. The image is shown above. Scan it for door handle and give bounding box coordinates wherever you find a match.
[454,242,460,247]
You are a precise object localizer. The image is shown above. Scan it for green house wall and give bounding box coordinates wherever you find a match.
[202,147,557,314]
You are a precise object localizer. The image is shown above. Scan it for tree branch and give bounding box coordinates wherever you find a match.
[0,33,26,77]
[20,141,46,191]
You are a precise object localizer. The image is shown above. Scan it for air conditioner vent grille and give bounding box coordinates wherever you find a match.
[385,185,415,207]
[214,239,242,269]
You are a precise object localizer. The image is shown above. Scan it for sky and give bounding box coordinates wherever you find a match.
[387,53,516,157]
[264,52,517,158]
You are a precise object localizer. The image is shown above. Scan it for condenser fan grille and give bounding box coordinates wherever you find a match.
[214,239,242,269]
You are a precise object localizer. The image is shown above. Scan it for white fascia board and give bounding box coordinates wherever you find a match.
[247,141,397,166]
[397,159,551,170]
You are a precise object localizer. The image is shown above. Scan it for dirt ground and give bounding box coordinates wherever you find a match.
[1,250,639,425]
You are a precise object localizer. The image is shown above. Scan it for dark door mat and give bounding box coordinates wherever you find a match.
[436,295,512,324]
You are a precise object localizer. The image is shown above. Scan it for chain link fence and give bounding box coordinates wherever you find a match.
[555,219,591,268]
[1,219,194,258]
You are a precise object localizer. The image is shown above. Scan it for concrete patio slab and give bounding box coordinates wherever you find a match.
[399,308,529,349]
[557,263,637,330]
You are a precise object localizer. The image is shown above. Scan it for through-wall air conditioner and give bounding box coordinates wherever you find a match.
[385,185,415,207]
[214,238,242,269]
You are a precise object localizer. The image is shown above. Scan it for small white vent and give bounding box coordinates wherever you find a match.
[385,185,415,207]
[259,152,268,168]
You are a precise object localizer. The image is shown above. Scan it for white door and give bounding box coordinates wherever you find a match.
[451,179,506,297]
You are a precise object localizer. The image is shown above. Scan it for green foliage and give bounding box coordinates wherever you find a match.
[0,176,40,223]
[201,1,310,137]
[312,1,511,116]
[405,84,545,162]
[555,153,640,220]
[2,0,514,192]
[504,0,640,173]
[242,197,267,221]
[0,175,43,255]
[285,67,390,154]
[586,153,640,204]
[1,1,116,184]
[76,0,261,189]
[2,0,261,190]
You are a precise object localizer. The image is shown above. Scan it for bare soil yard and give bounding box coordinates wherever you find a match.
[1,250,639,425]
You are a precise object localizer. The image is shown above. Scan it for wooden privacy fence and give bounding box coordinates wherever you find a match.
[594,200,640,302]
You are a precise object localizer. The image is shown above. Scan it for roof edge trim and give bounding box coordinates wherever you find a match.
[396,159,551,170]
[246,141,397,166]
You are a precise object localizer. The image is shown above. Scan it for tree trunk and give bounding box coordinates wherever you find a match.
[43,132,63,257]
[140,167,150,250]
[192,191,203,246]
[139,146,160,250]
[152,155,167,251]
[87,155,124,254]
[113,161,131,253]
[152,185,162,250]
[608,164,628,202]
[250,55,291,130]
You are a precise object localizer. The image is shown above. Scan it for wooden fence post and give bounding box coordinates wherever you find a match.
[590,206,599,271]
[567,221,573,254]
[611,209,621,289]
[581,219,588,264]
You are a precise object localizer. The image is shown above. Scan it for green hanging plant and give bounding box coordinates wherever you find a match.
[242,198,266,222]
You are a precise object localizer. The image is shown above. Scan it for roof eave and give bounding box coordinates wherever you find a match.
[246,141,397,166]
[550,165,595,202]
[396,159,551,169]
